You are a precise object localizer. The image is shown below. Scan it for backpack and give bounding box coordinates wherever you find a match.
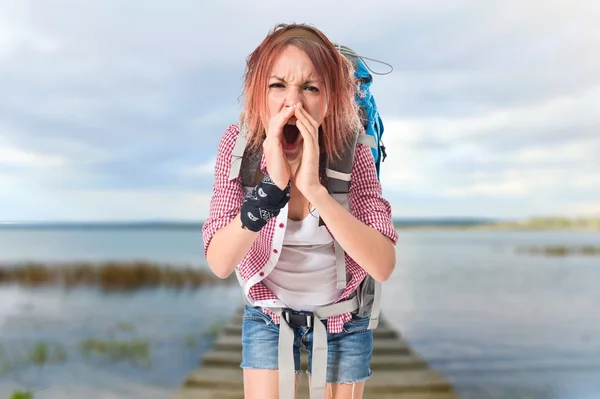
[333,43,392,180]
[228,44,392,330]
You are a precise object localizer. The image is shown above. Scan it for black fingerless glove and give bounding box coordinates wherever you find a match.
[240,174,291,232]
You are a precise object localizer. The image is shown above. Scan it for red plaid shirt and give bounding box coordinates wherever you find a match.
[202,124,398,333]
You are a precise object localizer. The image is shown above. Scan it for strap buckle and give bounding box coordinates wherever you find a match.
[282,308,314,329]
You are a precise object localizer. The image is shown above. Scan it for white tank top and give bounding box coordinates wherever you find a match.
[262,210,343,311]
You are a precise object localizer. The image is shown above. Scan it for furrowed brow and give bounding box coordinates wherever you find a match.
[269,76,321,85]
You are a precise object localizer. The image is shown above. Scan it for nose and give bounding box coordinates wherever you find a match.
[285,86,303,107]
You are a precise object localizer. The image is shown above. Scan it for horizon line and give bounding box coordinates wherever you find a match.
[0,216,502,226]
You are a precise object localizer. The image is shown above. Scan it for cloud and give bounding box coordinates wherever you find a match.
[378,84,599,217]
[0,184,213,222]
[567,201,600,216]
[0,146,65,168]
[0,0,598,221]
[181,158,216,178]
[0,11,62,62]
[52,189,214,221]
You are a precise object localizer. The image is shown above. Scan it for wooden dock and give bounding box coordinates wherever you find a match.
[172,307,460,399]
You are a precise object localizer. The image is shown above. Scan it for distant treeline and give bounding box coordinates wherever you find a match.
[476,216,600,231]
[517,245,600,257]
[392,218,496,228]
[393,216,600,230]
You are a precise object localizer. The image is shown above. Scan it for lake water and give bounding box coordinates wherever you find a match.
[0,227,599,398]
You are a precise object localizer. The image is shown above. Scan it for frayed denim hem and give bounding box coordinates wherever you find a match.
[305,368,373,384]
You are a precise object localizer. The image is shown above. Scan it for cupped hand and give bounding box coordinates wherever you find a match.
[293,103,323,198]
[262,105,295,190]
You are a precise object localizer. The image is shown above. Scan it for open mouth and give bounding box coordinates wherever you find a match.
[282,120,300,151]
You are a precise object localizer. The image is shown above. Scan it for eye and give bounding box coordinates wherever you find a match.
[269,83,285,89]
[304,85,319,93]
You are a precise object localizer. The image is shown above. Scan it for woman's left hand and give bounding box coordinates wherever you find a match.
[293,103,323,199]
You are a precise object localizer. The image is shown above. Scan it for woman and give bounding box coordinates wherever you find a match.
[202,23,398,399]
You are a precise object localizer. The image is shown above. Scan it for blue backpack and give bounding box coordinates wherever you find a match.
[335,44,393,180]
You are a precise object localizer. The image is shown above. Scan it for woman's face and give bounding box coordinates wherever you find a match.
[266,45,328,162]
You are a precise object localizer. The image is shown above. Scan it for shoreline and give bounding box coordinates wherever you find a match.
[2,216,599,232]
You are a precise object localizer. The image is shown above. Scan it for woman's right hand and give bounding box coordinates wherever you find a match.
[262,105,295,190]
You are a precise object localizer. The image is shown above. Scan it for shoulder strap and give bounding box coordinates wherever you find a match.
[323,129,359,211]
[229,120,263,192]
[319,130,360,290]
[357,133,376,149]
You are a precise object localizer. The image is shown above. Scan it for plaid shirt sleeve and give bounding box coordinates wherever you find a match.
[201,124,245,256]
[349,141,399,245]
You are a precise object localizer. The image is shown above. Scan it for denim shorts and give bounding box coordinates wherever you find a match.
[240,305,373,384]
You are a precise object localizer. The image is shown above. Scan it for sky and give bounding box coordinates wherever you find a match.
[0,0,598,222]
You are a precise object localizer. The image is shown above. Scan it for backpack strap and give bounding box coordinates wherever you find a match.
[368,279,382,329]
[323,129,359,211]
[356,133,376,149]
[229,124,248,181]
[322,130,382,328]
[229,121,263,193]
[319,129,360,290]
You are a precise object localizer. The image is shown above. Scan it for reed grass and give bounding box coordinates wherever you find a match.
[204,322,226,337]
[184,334,196,347]
[0,261,233,291]
[79,338,151,367]
[9,391,33,399]
[0,342,68,374]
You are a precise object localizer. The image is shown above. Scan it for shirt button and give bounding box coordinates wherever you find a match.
[279,223,284,228]
[259,272,264,277]
[273,249,278,254]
